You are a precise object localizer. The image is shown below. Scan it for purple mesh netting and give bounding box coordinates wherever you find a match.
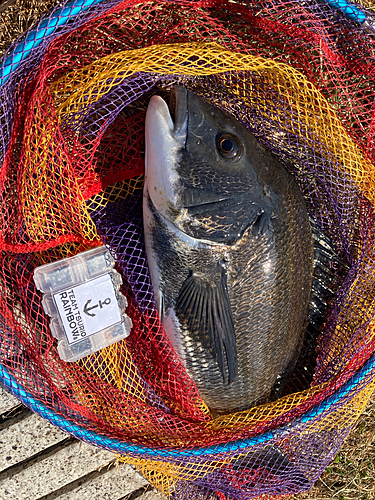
[0,0,127,165]
[1,1,375,498]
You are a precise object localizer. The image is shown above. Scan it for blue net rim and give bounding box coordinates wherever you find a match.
[0,0,107,86]
[1,353,374,457]
[1,0,374,459]
[0,0,371,86]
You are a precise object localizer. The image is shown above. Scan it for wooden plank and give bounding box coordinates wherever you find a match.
[0,412,68,471]
[0,384,165,499]
[54,463,152,500]
[139,489,168,500]
[0,385,19,414]
[0,440,139,499]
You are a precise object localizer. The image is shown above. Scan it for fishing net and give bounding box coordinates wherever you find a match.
[1,0,375,498]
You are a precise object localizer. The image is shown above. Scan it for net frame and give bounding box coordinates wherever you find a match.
[1,1,375,498]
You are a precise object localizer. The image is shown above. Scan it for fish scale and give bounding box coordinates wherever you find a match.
[144,86,314,415]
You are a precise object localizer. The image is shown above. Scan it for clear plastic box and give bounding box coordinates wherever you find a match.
[34,246,132,362]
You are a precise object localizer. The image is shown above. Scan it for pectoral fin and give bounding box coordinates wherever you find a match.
[175,266,237,385]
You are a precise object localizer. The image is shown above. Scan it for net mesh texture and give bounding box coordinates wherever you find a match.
[1,0,375,498]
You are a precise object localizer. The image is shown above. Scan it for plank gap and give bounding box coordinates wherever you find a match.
[35,458,117,500]
[0,404,32,431]
[118,484,154,500]
[0,436,76,482]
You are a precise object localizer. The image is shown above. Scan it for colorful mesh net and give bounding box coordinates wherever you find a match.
[1,0,375,498]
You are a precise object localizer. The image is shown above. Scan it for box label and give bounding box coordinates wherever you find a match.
[53,274,121,345]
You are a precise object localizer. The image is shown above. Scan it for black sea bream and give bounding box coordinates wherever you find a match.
[143,86,314,416]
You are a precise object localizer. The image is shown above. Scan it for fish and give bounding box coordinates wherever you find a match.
[143,85,314,416]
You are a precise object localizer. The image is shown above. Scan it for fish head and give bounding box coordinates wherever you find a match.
[145,86,276,243]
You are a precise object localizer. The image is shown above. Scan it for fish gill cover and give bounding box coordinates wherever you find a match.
[0,0,375,498]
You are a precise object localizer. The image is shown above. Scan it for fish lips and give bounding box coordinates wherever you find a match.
[144,87,188,214]
[169,85,189,141]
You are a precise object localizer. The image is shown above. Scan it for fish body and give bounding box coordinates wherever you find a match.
[143,86,314,415]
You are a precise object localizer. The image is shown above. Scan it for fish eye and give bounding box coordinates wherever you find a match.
[216,133,242,161]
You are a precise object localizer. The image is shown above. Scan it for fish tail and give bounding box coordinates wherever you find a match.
[309,217,348,329]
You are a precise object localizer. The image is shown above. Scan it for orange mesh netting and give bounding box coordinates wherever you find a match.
[1,0,375,498]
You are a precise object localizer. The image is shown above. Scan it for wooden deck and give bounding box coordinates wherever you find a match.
[0,385,166,500]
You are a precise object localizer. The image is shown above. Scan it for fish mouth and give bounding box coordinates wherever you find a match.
[144,86,189,213]
[169,85,188,142]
